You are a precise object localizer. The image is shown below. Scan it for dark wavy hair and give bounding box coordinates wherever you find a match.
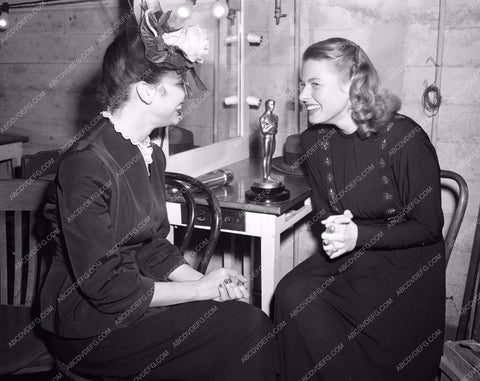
[303,37,401,138]
[97,28,176,112]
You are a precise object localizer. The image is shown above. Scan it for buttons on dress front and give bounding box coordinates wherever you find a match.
[380,139,387,150]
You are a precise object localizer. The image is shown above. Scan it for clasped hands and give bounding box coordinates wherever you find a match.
[321,209,358,259]
[200,268,249,302]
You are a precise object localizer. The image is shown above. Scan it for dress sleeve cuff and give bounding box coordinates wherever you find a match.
[164,256,189,280]
[115,275,155,327]
[356,224,386,249]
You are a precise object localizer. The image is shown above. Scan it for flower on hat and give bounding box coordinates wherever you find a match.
[163,26,209,63]
[137,0,208,96]
[139,1,208,68]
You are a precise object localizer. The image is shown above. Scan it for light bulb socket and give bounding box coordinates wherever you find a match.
[223,95,239,106]
[224,34,238,44]
[1,2,10,13]
[245,96,262,107]
[246,32,263,45]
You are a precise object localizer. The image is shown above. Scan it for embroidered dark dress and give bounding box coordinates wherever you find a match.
[274,114,445,381]
[40,120,278,381]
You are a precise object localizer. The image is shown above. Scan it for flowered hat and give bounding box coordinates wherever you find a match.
[133,0,209,98]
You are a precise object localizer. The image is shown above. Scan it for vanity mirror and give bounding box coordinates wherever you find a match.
[136,0,248,176]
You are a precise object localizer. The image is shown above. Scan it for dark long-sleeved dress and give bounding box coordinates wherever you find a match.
[40,120,278,381]
[274,114,445,381]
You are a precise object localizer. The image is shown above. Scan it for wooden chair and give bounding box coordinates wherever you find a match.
[0,179,55,376]
[20,149,63,179]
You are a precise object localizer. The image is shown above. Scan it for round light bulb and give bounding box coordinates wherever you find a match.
[0,3,9,32]
[176,2,193,20]
[212,1,229,19]
[0,17,8,31]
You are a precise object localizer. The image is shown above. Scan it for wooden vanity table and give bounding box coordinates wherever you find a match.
[166,157,313,314]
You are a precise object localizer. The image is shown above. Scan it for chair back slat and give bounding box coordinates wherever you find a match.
[13,211,23,306]
[0,181,50,210]
[0,212,7,304]
[0,179,52,307]
[25,215,38,306]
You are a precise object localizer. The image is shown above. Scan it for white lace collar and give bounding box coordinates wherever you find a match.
[101,111,153,175]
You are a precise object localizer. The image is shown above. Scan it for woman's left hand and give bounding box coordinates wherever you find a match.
[321,210,358,259]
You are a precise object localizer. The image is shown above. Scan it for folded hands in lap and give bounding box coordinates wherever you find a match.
[199,268,249,302]
[321,209,358,259]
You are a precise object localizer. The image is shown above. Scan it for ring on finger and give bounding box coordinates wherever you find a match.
[326,225,335,233]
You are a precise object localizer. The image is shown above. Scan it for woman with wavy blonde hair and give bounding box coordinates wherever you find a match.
[274,38,444,381]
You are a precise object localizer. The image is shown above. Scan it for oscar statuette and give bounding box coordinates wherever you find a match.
[245,99,290,204]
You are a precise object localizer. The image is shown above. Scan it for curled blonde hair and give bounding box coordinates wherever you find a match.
[303,37,401,138]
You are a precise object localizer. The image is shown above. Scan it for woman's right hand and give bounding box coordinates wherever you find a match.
[321,210,357,259]
[196,268,249,302]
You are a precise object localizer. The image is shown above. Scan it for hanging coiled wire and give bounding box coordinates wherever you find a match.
[422,82,442,117]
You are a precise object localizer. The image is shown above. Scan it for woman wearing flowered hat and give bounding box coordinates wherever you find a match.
[39,3,279,380]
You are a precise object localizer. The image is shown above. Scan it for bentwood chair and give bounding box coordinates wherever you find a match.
[441,170,469,266]
[440,205,480,381]
[165,172,222,274]
[437,170,480,381]
[0,179,55,376]
[439,170,469,340]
